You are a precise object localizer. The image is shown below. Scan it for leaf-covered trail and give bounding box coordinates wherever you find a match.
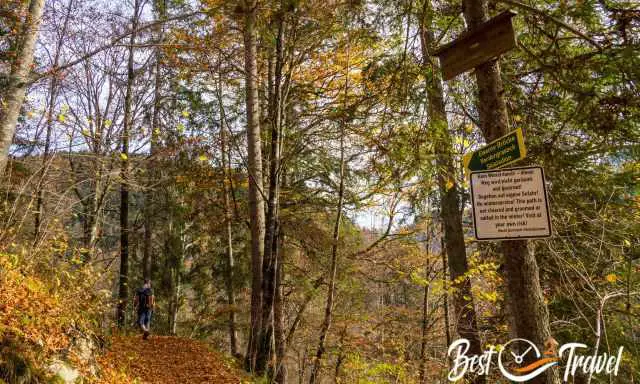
[99,335,247,383]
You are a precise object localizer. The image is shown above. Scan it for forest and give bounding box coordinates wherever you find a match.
[0,0,638,383]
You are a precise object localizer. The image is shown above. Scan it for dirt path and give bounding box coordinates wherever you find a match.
[99,335,247,383]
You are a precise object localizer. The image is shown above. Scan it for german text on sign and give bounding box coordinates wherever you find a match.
[463,128,526,172]
[470,166,551,240]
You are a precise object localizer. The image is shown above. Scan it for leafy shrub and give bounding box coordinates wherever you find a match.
[0,236,123,383]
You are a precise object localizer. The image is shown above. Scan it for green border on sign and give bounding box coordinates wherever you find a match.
[463,127,527,173]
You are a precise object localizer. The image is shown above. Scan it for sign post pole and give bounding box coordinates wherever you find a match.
[454,1,561,381]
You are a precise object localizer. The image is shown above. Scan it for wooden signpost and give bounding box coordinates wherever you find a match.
[434,9,553,241]
[434,10,517,80]
[463,127,526,173]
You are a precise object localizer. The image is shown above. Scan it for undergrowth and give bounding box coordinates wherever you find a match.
[0,234,135,383]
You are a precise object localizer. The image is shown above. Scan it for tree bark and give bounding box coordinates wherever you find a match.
[170,249,182,335]
[116,0,140,328]
[142,0,166,281]
[218,76,238,356]
[0,0,46,175]
[418,3,484,381]
[257,2,286,374]
[87,84,108,253]
[242,0,266,371]
[418,231,431,384]
[333,331,346,384]
[462,1,559,383]
[441,226,452,348]
[223,178,237,353]
[274,227,288,383]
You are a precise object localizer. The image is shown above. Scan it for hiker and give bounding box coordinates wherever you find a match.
[134,279,155,339]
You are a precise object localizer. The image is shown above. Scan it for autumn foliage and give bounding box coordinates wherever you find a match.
[0,238,113,382]
[97,336,246,384]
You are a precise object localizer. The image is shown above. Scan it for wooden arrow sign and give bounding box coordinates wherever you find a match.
[434,10,517,81]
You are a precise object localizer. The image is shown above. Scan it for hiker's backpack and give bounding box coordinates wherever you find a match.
[137,288,153,310]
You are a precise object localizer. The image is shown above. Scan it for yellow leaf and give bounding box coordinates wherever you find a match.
[120,153,128,160]
[605,274,617,283]
[57,114,65,123]
[513,115,522,123]
[445,179,454,191]
[464,124,473,134]
[181,110,190,118]
[104,119,112,128]
[198,154,208,161]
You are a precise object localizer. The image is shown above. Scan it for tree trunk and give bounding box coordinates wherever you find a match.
[164,210,184,336]
[299,349,307,384]
[418,2,484,380]
[257,3,286,374]
[34,0,74,243]
[78,61,107,254]
[116,0,140,328]
[170,262,182,335]
[308,129,345,384]
[242,0,266,371]
[218,79,238,356]
[418,250,431,384]
[462,1,559,383]
[308,38,348,380]
[274,227,288,383]
[333,332,345,384]
[142,0,166,281]
[88,117,106,252]
[441,226,452,348]
[0,0,45,175]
